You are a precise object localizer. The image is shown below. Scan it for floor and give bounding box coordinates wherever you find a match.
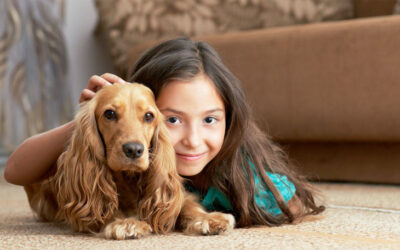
[0,166,399,249]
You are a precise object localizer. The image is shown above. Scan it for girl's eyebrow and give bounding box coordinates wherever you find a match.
[159,108,224,115]
[204,108,225,115]
[159,108,184,115]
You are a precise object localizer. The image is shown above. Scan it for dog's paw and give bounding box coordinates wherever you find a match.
[103,218,152,240]
[185,212,235,235]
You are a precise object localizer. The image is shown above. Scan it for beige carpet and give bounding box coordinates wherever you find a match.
[1,168,399,249]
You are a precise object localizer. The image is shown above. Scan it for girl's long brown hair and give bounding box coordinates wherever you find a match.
[129,37,325,227]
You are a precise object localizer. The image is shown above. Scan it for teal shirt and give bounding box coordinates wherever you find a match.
[185,163,296,216]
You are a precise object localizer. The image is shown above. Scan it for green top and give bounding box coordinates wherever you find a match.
[184,162,296,216]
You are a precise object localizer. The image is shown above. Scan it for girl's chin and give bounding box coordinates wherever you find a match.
[176,163,205,177]
[177,169,202,177]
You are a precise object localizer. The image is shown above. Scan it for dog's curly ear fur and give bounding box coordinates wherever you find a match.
[139,120,185,234]
[54,100,118,232]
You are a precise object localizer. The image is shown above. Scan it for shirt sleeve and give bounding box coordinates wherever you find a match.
[251,163,296,216]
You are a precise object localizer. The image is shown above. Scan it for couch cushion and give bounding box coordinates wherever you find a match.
[203,16,400,142]
[94,0,353,75]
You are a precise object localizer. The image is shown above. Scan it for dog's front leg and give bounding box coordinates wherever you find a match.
[102,217,152,240]
[178,195,235,235]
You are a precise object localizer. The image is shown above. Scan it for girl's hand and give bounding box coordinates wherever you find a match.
[79,73,126,103]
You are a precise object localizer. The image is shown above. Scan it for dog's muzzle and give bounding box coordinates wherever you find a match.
[122,142,144,159]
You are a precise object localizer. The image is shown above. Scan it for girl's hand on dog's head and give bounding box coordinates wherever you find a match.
[79,73,126,103]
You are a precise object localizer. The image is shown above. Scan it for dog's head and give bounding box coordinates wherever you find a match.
[55,83,183,233]
[93,83,160,172]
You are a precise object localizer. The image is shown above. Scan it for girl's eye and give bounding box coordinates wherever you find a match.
[104,110,117,120]
[144,112,154,122]
[166,116,180,124]
[204,117,217,124]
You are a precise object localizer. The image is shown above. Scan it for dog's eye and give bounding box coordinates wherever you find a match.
[144,112,154,122]
[104,110,117,120]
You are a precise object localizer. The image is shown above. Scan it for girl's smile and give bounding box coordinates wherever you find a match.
[176,152,207,161]
[156,73,226,176]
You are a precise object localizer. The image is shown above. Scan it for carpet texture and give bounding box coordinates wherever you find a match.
[1,169,399,249]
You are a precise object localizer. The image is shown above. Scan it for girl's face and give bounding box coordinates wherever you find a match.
[156,74,226,176]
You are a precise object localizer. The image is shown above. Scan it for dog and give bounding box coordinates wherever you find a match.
[24,83,235,240]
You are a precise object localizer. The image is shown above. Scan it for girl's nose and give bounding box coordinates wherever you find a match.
[182,123,201,148]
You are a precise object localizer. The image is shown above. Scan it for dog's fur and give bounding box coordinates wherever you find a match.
[24,83,234,240]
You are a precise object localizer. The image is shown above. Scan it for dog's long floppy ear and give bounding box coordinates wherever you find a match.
[139,120,185,234]
[54,99,118,232]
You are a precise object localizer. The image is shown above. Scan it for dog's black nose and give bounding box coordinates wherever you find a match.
[122,142,144,159]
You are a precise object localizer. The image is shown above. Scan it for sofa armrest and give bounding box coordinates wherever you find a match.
[127,15,400,142]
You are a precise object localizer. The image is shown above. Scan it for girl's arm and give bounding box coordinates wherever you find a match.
[4,121,75,185]
[4,73,125,186]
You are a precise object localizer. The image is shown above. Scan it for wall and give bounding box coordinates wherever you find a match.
[65,0,114,106]
[0,0,113,164]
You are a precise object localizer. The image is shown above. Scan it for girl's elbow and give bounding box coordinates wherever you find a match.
[4,160,15,184]
[4,159,23,185]
[288,195,302,216]
[4,137,33,185]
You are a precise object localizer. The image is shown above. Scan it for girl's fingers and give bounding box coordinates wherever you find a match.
[80,73,126,104]
[79,89,95,103]
[100,73,126,84]
[88,75,112,92]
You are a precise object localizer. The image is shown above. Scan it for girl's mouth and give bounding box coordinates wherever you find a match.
[176,152,206,161]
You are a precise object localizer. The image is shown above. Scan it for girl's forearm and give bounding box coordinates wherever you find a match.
[4,121,75,185]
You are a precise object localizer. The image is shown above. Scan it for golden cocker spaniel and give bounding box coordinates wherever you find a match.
[24,83,235,240]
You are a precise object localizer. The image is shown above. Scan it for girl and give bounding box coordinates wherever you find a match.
[5,37,324,227]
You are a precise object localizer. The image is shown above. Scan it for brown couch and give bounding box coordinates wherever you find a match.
[102,1,400,184]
